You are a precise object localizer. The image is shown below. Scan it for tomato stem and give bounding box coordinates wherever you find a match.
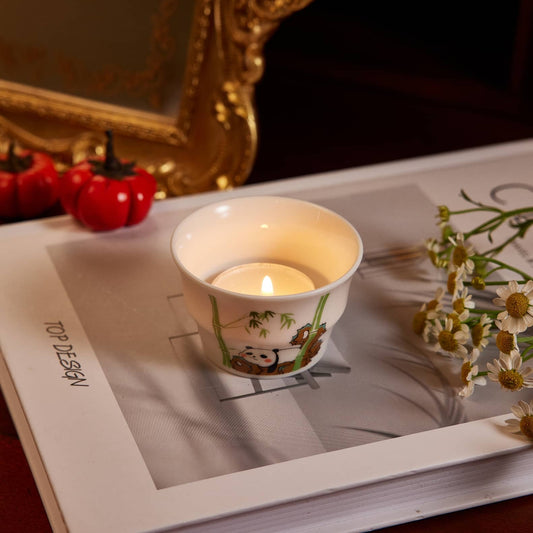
[0,142,33,173]
[104,130,122,173]
[8,142,15,165]
[89,130,135,179]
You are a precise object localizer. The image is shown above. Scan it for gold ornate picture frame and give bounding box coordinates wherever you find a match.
[0,0,312,198]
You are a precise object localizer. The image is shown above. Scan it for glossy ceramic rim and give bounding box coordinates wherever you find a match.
[170,195,364,301]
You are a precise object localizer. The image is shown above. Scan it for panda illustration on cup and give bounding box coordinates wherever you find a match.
[238,346,280,374]
[233,345,299,375]
[230,322,327,375]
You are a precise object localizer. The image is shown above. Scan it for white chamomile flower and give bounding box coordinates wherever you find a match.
[493,280,533,334]
[487,350,533,391]
[425,238,447,268]
[470,313,492,351]
[452,287,475,316]
[494,319,517,354]
[412,287,445,335]
[436,205,450,224]
[425,286,445,320]
[448,233,475,274]
[505,400,533,440]
[446,309,470,335]
[446,264,466,298]
[458,348,487,398]
[430,317,469,358]
[422,321,438,345]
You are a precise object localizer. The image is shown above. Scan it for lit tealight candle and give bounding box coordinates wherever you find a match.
[212,262,315,296]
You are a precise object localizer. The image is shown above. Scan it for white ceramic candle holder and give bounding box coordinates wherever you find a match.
[170,196,363,379]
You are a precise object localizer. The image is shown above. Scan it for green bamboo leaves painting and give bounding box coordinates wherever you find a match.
[208,293,329,373]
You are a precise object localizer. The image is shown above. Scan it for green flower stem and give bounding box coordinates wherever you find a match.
[522,348,533,362]
[471,255,532,281]
[481,220,533,257]
[463,280,507,287]
[483,266,505,277]
[448,207,502,216]
[521,340,533,353]
[517,336,533,343]
[466,218,504,237]
[464,206,533,239]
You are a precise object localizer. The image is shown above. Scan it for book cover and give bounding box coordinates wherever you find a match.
[1,141,532,532]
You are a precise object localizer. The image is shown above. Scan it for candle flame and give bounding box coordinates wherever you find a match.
[261,275,274,295]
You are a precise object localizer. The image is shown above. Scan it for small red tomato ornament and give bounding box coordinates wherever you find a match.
[0,143,59,219]
[60,131,157,231]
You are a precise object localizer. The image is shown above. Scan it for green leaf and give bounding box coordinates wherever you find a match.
[259,310,275,321]
[280,313,295,329]
[249,318,262,329]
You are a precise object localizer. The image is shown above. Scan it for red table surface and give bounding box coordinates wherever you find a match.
[1,389,532,533]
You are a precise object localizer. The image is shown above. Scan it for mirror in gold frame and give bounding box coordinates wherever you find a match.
[0,0,313,198]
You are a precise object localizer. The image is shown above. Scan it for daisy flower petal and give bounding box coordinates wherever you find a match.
[493,280,533,334]
[487,351,533,391]
[505,400,533,439]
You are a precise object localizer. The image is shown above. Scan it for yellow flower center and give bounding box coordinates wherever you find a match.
[452,245,468,267]
[505,292,529,318]
[447,313,462,332]
[471,276,486,290]
[496,330,515,354]
[427,299,439,311]
[520,415,533,439]
[453,299,465,314]
[461,361,472,384]
[438,330,457,352]
[498,369,524,391]
[447,272,457,295]
[412,311,427,335]
[471,323,485,347]
[438,205,450,222]
[428,250,439,267]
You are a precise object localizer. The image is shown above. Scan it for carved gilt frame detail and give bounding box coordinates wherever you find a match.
[0,0,313,197]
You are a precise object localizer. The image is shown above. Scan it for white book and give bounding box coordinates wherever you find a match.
[1,141,532,533]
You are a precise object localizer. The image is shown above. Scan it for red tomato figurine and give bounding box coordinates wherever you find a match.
[0,143,59,219]
[60,131,157,231]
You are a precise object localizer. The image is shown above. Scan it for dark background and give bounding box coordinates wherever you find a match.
[249,0,533,183]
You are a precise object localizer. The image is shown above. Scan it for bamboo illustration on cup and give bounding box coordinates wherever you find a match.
[208,293,329,371]
[209,294,232,367]
[292,293,329,371]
